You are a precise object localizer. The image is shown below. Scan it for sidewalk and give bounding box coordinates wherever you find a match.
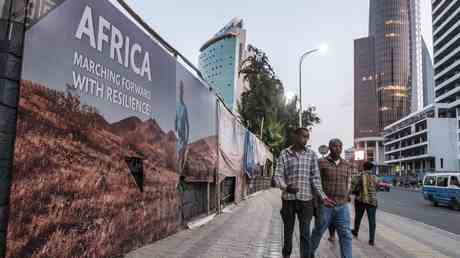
[126,189,460,258]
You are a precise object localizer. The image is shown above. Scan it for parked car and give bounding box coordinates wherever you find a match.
[422,173,460,211]
[377,180,391,192]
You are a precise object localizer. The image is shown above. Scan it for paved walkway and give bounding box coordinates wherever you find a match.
[126,189,460,258]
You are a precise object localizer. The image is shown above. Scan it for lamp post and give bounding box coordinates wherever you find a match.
[298,45,328,127]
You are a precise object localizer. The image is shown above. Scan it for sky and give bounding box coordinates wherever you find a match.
[126,0,434,153]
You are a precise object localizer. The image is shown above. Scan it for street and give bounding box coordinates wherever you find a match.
[378,188,460,235]
[127,189,460,258]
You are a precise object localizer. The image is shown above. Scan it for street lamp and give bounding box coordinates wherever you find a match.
[298,44,328,127]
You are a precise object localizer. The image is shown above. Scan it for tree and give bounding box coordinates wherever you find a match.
[238,45,284,133]
[262,119,285,155]
[238,45,321,155]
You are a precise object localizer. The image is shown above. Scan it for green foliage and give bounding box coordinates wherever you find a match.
[238,45,321,156]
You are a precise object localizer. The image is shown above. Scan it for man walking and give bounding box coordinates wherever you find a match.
[274,128,335,258]
[310,139,353,258]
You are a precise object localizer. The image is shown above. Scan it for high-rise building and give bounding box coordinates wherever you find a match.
[354,36,384,170]
[422,37,435,107]
[198,18,249,111]
[369,0,423,130]
[432,0,460,156]
[409,0,424,113]
[354,0,423,174]
[354,37,379,140]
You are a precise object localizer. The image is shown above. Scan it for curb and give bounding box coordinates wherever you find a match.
[187,213,217,229]
[188,189,267,229]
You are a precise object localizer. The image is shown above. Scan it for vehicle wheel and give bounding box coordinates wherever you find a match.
[387,188,390,192]
[452,199,460,211]
[433,201,439,207]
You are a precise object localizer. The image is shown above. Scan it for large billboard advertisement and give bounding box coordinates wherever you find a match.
[176,64,217,183]
[7,0,179,257]
[176,63,218,220]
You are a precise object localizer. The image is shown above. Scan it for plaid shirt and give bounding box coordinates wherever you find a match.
[274,146,326,201]
[318,156,352,204]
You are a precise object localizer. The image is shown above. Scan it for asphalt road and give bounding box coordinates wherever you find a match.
[377,188,460,235]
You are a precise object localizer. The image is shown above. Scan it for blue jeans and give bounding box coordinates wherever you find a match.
[311,204,353,258]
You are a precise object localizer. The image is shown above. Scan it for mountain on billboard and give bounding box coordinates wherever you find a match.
[183,136,217,182]
[8,80,179,258]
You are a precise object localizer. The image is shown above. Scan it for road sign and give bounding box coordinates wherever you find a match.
[318,145,329,156]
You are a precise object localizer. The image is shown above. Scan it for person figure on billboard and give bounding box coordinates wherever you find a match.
[273,127,335,258]
[310,138,353,258]
[175,80,190,226]
[176,80,189,174]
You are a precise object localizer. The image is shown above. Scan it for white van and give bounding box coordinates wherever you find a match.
[422,173,460,210]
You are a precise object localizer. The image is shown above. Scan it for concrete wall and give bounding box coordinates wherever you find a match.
[427,118,459,171]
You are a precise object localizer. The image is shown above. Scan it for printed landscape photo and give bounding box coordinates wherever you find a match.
[7,80,179,258]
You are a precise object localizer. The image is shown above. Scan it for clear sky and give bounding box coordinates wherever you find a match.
[126,0,433,153]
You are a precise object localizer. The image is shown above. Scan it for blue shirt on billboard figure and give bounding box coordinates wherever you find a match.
[176,81,189,176]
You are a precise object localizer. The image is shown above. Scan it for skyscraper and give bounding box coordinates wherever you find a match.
[198,18,249,111]
[422,37,435,107]
[409,0,424,112]
[354,0,423,173]
[369,0,423,130]
[354,37,379,140]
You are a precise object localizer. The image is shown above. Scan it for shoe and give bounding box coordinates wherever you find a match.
[369,240,375,246]
[351,229,358,238]
[328,236,336,242]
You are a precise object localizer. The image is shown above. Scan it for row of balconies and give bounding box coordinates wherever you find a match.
[385,145,428,162]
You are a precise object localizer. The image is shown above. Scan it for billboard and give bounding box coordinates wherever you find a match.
[176,64,217,183]
[175,63,218,220]
[8,0,179,257]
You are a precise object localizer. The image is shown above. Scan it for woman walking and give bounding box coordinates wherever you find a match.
[351,161,378,246]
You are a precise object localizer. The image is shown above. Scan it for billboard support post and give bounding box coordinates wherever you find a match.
[0,0,30,257]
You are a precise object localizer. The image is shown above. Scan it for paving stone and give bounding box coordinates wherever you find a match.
[126,189,460,258]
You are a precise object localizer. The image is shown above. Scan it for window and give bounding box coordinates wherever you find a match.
[424,176,436,186]
[436,176,448,187]
[440,158,444,169]
[450,176,460,188]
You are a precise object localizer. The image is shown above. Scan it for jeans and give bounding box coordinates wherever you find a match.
[280,200,314,257]
[313,204,336,238]
[353,201,377,242]
[311,204,353,258]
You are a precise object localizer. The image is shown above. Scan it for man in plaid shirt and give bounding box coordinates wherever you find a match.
[310,138,353,258]
[274,128,335,258]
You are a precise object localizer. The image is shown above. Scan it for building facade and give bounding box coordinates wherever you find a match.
[422,37,435,107]
[432,0,460,160]
[369,0,423,130]
[354,0,425,174]
[384,104,458,176]
[409,0,425,112]
[354,37,379,140]
[198,18,248,111]
[354,36,385,171]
